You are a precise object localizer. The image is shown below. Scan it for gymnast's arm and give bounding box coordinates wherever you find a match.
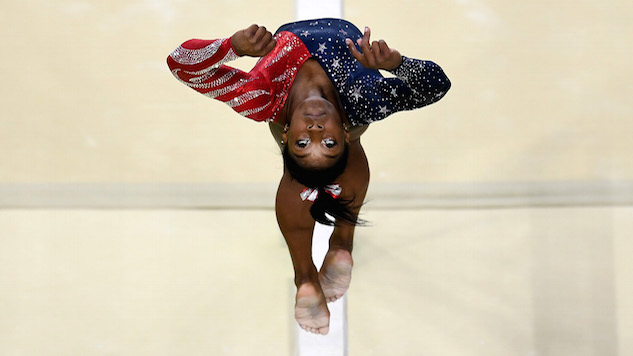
[167,24,276,77]
[387,57,451,107]
[166,36,245,92]
[345,26,451,109]
[166,25,277,120]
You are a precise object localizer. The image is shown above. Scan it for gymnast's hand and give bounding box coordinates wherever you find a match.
[231,24,277,57]
[346,26,402,71]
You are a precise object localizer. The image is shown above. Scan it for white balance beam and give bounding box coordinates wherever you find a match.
[293,222,348,356]
[292,1,346,355]
[295,0,343,21]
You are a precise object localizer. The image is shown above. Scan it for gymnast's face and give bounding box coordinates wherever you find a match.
[284,96,349,169]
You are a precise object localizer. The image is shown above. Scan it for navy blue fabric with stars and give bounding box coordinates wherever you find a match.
[275,18,451,126]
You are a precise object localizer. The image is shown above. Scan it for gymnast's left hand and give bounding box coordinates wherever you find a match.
[345,26,402,71]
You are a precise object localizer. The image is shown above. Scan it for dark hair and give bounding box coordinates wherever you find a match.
[282,144,363,226]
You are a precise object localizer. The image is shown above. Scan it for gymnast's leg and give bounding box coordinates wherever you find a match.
[319,139,370,303]
[275,171,330,335]
[319,224,356,303]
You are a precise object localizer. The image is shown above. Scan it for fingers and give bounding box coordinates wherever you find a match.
[352,27,380,67]
[347,26,373,67]
[242,24,272,45]
[345,38,363,62]
[244,24,259,37]
[259,29,276,55]
[262,34,277,55]
[356,26,372,57]
[377,39,390,54]
[346,27,399,70]
[371,41,381,55]
[240,24,276,56]
[254,25,268,42]
[257,29,273,48]
[359,27,377,67]
[357,26,371,48]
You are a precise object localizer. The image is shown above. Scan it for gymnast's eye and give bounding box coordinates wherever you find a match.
[296,139,310,148]
[322,138,337,148]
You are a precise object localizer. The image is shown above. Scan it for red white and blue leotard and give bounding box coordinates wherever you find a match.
[167,18,451,126]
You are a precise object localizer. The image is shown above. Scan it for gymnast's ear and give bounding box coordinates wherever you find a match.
[343,123,350,143]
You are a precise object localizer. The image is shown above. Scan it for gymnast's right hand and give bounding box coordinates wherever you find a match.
[231,24,277,57]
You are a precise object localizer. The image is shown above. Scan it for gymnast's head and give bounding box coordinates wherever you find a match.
[281,95,350,172]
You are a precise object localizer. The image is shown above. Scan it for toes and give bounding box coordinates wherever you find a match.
[299,324,330,335]
[325,293,345,303]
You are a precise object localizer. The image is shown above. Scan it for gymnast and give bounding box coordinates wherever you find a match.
[167,18,451,335]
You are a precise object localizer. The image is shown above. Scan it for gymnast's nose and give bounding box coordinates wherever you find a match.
[307,123,324,131]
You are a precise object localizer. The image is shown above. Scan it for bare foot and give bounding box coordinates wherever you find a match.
[295,282,330,335]
[319,249,353,303]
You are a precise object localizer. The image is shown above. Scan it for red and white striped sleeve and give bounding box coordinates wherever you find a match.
[167,38,272,122]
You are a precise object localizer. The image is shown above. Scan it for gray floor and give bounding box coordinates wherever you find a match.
[1,206,631,355]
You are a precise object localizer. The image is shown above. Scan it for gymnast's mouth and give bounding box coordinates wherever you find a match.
[304,111,326,118]
[303,104,327,118]
[299,96,336,119]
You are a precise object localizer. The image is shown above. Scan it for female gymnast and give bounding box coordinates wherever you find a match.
[167,18,451,335]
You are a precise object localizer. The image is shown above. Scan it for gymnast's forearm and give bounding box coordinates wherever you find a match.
[390,56,451,105]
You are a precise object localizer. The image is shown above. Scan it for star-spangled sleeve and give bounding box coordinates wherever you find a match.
[384,56,451,111]
[167,38,273,121]
[343,55,452,125]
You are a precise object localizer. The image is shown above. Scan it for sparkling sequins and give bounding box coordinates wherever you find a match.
[264,47,289,69]
[169,33,312,122]
[192,68,238,86]
[172,48,239,84]
[170,39,225,65]
[239,102,271,117]
[276,19,450,126]
[204,77,255,99]
[169,19,450,125]
[272,67,297,83]
[182,65,219,78]
[226,89,269,108]
[170,67,241,91]
[351,86,362,101]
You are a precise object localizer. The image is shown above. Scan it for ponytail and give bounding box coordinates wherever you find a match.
[282,144,364,226]
[310,186,361,226]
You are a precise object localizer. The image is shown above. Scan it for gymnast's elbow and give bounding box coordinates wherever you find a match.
[437,64,452,93]
[434,69,452,102]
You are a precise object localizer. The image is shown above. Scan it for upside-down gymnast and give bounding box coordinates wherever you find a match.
[167,18,451,335]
